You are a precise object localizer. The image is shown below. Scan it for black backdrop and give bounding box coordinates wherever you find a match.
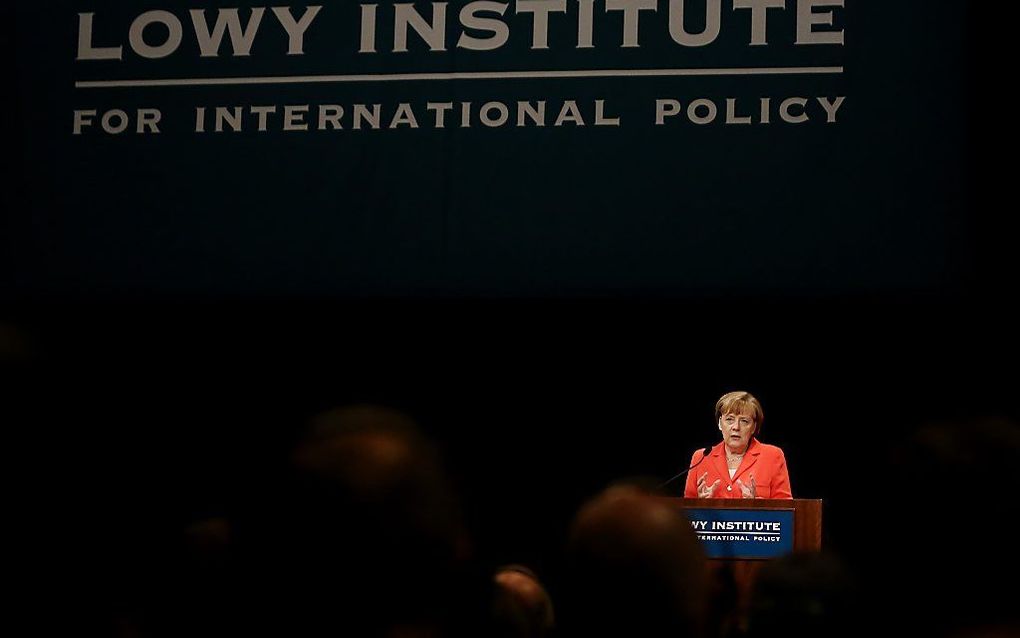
[8,298,1019,581]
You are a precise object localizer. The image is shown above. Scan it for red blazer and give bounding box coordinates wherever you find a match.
[683,439,792,499]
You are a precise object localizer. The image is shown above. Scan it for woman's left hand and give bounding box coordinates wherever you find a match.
[734,474,756,499]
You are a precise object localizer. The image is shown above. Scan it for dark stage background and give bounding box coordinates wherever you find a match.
[6,298,1019,614]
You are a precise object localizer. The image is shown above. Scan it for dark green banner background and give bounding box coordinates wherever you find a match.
[7,1,969,297]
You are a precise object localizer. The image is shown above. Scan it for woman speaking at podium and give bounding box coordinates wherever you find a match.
[684,391,792,499]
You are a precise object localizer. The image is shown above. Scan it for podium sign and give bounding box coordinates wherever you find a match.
[683,507,795,559]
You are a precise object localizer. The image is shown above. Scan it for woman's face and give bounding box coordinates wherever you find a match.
[719,411,755,453]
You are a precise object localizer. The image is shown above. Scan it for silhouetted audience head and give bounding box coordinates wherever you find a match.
[250,404,480,637]
[868,417,1020,635]
[0,322,31,362]
[492,564,555,638]
[561,485,708,638]
[107,516,239,638]
[746,551,858,638]
[289,405,466,552]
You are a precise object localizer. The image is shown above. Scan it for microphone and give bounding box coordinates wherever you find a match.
[659,447,713,490]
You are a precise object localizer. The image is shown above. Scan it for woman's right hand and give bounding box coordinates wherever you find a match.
[696,472,720,498]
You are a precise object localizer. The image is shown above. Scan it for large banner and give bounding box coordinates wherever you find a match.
[7,1,968,297]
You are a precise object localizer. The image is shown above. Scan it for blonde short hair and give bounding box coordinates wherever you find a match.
[715,391,763,435]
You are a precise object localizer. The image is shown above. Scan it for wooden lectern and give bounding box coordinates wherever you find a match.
[671,498,822,552]
[667,498,823,627]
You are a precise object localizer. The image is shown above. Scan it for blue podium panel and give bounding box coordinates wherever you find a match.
[682,508,795,559]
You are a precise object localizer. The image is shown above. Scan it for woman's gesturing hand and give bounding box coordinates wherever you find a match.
[697,472,720,498]
[734,474,757,499]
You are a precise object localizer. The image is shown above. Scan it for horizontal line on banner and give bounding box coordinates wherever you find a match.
[75,66,844,89]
